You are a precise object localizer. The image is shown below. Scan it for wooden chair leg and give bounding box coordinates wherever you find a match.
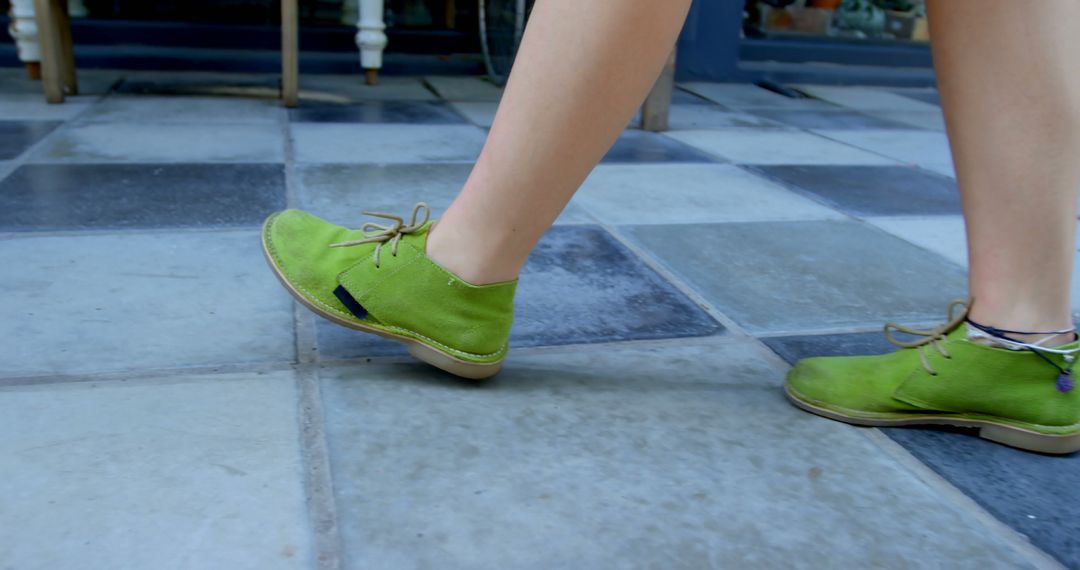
[54,0,77,95]
[32,0,63,103]
[281,0,299,107]
[640,49,676,133]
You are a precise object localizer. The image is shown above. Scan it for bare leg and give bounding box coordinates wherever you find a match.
[426,0,692,284]
[929,0,1080,343]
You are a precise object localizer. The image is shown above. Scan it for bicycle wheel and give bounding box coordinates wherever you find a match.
[478,0,531,86]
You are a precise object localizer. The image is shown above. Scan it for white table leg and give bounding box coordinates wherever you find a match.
[356,0,386,85]
[8,0,42,78]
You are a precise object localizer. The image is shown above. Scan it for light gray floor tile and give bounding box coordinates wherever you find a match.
[795,85,941,112]
[663,104,788,130]
[815,129,955,177]
[576,164,842,224]
[297,163,591,224]
[291,124,486,163]
[0,371,310,569]
[0,68,122,95]
[448,101,497,127]
[624,221,968,333]
[0,94,94,120]
[870,216,1080,314]
[320,338,1032,570]
[80,96,282,124]
[31,122,284,163]
[664,128,896,165]
[874,110,947,131]
[424,76,503,101]
[299,74,438,102]
[680,82,836,110]
[0,230,295,376]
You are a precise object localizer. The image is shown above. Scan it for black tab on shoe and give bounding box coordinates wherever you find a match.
[333,285,368,319]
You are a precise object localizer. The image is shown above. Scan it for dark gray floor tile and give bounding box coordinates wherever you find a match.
[750,165,961,216]
[602,130,719,164]
[762,331,1080,569]
[289,101,467,124]
[0,163,285,231]
[115,72,279,96]
[624,221,968,334]
[316,225,722,359]
[0,121,60,160]
[747,109,916,130]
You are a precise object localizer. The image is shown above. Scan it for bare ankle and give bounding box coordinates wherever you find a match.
[425,221,523,285]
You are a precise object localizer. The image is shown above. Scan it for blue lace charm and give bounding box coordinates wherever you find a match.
[1057,373,1074,393]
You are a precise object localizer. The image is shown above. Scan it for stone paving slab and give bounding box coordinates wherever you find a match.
[289,101,467,124]
[296,163,592,225]
[749,164,961,217]
[624,220,968,334]
[423,75,503,101]
[319,338,1034,570]
[31,122,285,163]
[664,128,896,165]
[0,163,285,231]
[0,93,95,120]
[679,83,837,111]
[291,123,487,164]
[795,85,942,113]
[746,109,916,130]
[0,370,310,569]
[0,230,295,377]
[0,120,61,160]
[815,129,955,178]
[603,130,719,164]
[764,331,1080,569]
[316,225,721,359]
[79,96,283,124]
[576,164,841,224]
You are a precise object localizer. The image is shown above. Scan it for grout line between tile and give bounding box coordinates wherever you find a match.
[0,361,299,388]
[296,366,344,570]
[861,429,1067,570]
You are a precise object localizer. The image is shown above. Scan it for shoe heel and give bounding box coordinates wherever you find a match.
[406,343,502,380]
[979,424,1080,455]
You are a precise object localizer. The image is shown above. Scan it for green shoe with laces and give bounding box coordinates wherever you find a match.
[785,301,1080,454]
[262,203,516,379]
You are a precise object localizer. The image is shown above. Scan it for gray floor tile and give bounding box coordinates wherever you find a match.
[80,95,282,124]
[31,122,284,163]
[815,129,955,177]
[296,163,591,225]
[576,164,841,224]
[0,230,295,376]
[680,82,836,110]
[424,76,503,101]
[447,101,497,127]
[0,371,310,569]
[624,221,968,334]
[869,216,1080,315]
[319,338,1033,569]
[0,163,285,231]
[291,124,486,163]
[747,109,916,130]
[664,128,896,165]
[602,130,718,164]
[316,225,721,359]
[892,89,942,106]
[764,331,1080,569]
[289,101,466,124]
[298,74,438,102]
[749,165,961,217]
[115,71,279,96]
[0,94,94,120]
[0,120,60,160]
[874,110,947,131]
[0,68,121,95]
[795,85,941,112]
[661,105,788,130]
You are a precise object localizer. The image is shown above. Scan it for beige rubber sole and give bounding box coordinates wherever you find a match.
[785,385,1080,455]
[261,229,502,380]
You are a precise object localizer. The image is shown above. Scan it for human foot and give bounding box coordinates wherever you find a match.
[785,301,1080,454]
[262,204,516,379]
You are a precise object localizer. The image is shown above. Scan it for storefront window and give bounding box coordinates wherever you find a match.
[744,0,928,43]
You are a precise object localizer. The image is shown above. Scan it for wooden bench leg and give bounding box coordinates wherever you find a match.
[640,49,676,133]
[55,0,77,95]
[32,0,63,103]
[281,0,299,107]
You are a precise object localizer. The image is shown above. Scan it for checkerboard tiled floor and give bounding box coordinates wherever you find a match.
[2,69,1077,569]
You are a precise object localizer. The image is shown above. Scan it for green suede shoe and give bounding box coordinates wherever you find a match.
[785,301,1080,454]
[262,203,516,379]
